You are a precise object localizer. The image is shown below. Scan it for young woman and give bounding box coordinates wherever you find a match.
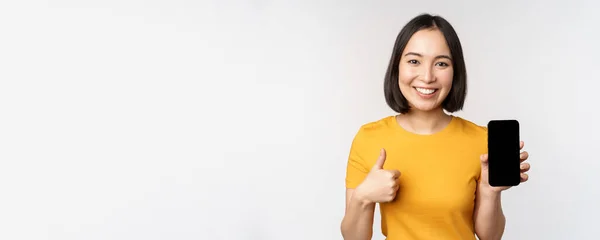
[340,14,531,240]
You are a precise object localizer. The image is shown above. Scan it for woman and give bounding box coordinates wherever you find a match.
[340,14,531,240]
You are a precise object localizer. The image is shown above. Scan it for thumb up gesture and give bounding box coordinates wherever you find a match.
[356,149,401,203]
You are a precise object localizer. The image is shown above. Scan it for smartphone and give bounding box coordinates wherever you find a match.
[487,120,521,187]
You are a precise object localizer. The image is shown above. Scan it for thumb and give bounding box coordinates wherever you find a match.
[372,148,387,170]
[480,153,488,164]
[480,154,489,169]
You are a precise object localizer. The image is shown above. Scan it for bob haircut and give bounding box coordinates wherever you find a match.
[383,13,467,114]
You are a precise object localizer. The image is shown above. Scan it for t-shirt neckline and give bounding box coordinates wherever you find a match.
[391,114,458,138]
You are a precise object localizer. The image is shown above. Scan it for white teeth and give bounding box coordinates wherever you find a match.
[416,87,436,95]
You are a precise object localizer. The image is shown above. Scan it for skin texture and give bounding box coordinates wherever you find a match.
[395,27,455,135]
[398,28,454,114]
[341,27,531,240]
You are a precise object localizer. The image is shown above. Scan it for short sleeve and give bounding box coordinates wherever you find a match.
[345,127,370,189]
[476,125,489,183]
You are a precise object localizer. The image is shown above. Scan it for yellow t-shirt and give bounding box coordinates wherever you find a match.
[345,115,488,240]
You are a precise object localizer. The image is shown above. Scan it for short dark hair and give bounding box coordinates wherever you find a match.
[383,13,467,114]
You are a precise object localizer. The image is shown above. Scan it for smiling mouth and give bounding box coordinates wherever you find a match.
[414,87,438,95]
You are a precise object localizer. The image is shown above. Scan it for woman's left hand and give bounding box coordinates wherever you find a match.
[479,141,530,193]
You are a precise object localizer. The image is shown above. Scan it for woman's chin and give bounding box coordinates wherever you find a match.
[409,103,442,113]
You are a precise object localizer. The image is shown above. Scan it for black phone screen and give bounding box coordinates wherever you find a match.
[487,120,521,187]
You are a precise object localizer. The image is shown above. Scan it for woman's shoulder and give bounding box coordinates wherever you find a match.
[452,116,488,137]
[355,115,396,132]
[351,115,397,140]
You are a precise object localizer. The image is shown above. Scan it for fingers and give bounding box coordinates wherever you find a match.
[520,153,530,182]
[391,190,399,202]
[389,169,401,179]
[520,141,524,150]
[520,162,530,172]
[482,150,528,162]
[520,151,529,162]
[480,153,488,163]
[393,183,400,191]
[372,148,387,170]
[382,191,399,203]
[386,181,400,202]
[521,173,529,182]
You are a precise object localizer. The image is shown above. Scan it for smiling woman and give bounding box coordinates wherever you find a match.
[397,29,455,111]
[383,14,467,117]
[340,14,531,240]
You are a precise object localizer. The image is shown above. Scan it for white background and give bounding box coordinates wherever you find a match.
[1,1,598,239]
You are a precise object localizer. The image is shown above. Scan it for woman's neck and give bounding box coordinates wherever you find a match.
[396,108,453,135]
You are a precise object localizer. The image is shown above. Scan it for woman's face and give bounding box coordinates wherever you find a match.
[398,28,454,113]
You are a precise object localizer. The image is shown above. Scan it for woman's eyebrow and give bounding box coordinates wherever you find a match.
[435,55,452,60]
[404,52,452,60]
[404,52,422,57]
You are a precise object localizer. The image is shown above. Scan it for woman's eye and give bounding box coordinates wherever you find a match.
[408,60,419,64]
[436,62,449,67]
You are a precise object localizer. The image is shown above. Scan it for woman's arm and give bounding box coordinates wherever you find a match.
[473,188,506,240]
[341,148,400,239]
[340,188,376,240]
[474,143,531,240]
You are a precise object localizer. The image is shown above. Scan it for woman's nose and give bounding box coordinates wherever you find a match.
[421,67,435,83]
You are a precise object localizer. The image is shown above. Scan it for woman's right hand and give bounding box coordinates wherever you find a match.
[355,149,401,204]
